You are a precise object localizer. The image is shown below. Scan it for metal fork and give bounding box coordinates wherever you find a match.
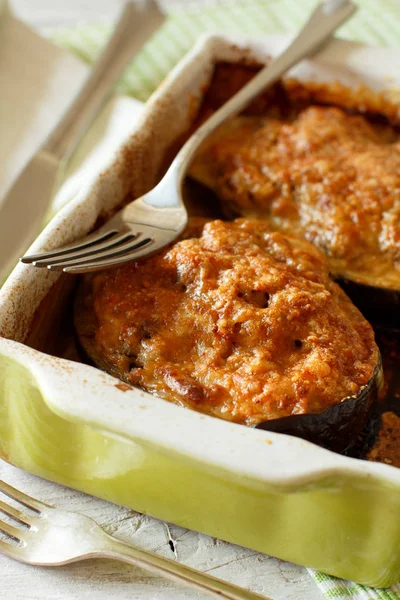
[0,479,270,600]
[21,0,356,274]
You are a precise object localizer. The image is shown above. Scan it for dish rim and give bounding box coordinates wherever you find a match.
[1,33,400,491]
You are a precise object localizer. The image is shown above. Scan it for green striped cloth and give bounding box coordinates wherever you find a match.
[52,1,400,598]
[53,0,400,102]
[310,571,400,599]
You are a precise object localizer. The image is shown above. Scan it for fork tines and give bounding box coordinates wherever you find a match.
[0,480,44,513]
[21,230,154,273]
[0,480,45,546]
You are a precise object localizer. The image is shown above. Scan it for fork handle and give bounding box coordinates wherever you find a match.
[42,1,164,161]
[102,534,270,600]
[171,0,356,181]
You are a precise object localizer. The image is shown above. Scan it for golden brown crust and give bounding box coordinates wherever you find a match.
[190,106,400,289]
[76,219,378,426]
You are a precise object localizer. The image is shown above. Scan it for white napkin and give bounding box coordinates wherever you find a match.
[1,0,146,218]
[0,2,88,197]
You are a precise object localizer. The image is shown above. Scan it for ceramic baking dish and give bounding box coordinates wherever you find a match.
[1,34,400,588]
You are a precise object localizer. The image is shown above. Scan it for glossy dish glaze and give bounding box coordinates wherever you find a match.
[0,35,400,587]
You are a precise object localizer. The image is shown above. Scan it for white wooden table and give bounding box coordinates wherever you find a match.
[2,2,323,599]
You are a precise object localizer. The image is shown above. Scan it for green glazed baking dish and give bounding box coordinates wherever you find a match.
[1,34,399,587]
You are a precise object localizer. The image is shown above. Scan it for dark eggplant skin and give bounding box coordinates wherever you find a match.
[338,278,400,329]
[256,358,384,453]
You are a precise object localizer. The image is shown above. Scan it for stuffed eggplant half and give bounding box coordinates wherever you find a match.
[75,218,382,453]
[189,81,400,327]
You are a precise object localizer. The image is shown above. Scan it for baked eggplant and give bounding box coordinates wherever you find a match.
[75,218,383,453]
[188,80,400,327]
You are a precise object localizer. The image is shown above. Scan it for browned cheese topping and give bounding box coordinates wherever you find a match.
[190,106,400,288]
[89,219,378,425]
